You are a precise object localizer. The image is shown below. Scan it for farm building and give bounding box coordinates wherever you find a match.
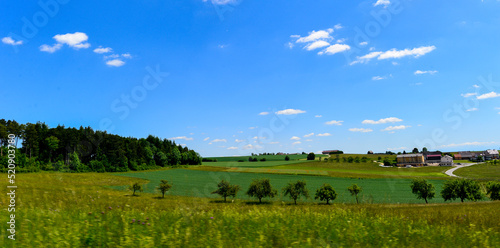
[397,154,425,167]
[485,149,499,159]
[322,150,342,155]
[458,151,473,160]
[440,155,453,166]
[453,153,462,160]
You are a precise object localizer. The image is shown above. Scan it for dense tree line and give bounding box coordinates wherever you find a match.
[0,119,202,172]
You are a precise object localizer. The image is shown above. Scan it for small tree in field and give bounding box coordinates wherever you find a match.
[283,180,309,204]
[410,179,435,204]
[347,184,362,204]
[129,182,143,196]
[246,178,277,203]
[486,181,500,200]
[157,180,172,198]
[307,152,315,160]
[212,180,240,202]
[315,184,337,204]
[285,156,290,161]
[441,179,482,202]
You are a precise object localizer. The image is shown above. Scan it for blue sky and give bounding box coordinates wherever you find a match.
[1,0,500,156]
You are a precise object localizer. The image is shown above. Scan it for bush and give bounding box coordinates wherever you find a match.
[285,156,290,161]
[307,153,315,160]
[260,158,266,162]
[486,181,500,200]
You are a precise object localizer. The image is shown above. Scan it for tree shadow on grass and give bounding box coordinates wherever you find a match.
[209,200,237,204]
[124,194,141,197]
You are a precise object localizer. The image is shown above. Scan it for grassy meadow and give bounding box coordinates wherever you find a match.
[1,172,499,247]
[454,162,500,181]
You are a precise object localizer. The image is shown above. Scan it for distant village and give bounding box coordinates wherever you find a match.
[390,149,498,167]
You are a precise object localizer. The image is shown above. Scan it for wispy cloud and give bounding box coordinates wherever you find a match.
[414,70,438,75]
[2,37,23,46]
[316,133,331,137]
[351,46,436,65]
[466,108,478,112]
[93,46,113,54]
[315,115,322,118]
[292,141,301,145]
[304,133,314,138]
[258,112,270,115]
[211,139,227,143]
[325,120,343,126]
[349,128,373,133]
[461,92,477,98]
[169,136,194,141]
[106,59,125,67]
[290,26,348,56]
[374,0,390,7]
[372,76,386,81]
[381,125,411,132]
[477,91,500,100]
[439,141,496,148]
[242,144,263,150]
[227,146,238,150]
[39,43,62,53]
[304,40,330,51]
[235,139,245,143]
[362,117,402,125]
[318,44,351,55]
[203,137,210,141]
[290,136,301,141]
[275,109,306,115]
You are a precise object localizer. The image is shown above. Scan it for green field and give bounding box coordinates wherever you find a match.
[113,168,452,204]
[204,154,328,162]
[202,160,307,168]
[2,172,498,247]
[454,162,500,181]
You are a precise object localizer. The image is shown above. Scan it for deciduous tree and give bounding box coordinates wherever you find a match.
[348,184,362,204]
[315,184,337,204]
[246,178,277,203]
[212,180,240,202]
[283,180,309,204]
[441,179,482,202]
[410,179,435,204]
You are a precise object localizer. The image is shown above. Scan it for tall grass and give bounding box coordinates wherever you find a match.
[0,172,498,247]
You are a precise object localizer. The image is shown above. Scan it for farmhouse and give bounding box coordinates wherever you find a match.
[440,155,453,166]
[396,154,425,167]
[485,149,499,160]
[458,151,473,160]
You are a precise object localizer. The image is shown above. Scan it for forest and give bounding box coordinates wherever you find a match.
[0,119,202,172]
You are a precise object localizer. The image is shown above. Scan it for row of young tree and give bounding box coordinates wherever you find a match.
[130,178,500,204]
[0,119,202,172]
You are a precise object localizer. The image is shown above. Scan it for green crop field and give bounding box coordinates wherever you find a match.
[113,168,452,204]
[1,172,498,247]
[265,161,449,179]
[202,160,308,168]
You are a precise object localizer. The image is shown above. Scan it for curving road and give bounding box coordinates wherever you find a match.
[444,163,477,177]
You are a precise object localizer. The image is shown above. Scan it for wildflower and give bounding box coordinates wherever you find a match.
[109,206,112,210]
[101,211,105,214]
[88,212,92,215]
[142,222,145,225]
[210,217,214,219]
[147,223,151,226]
[132,219,135,222]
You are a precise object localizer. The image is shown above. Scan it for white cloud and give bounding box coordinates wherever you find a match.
[39,43,62,53]
[374,0,390,7]
[2,37,23,46]
[466,108,478,112]
[378,46,436,60]
[318,44,350,55]
[53,32,90,49]
[334,24,343,30]
[104,54,120,60]
[359,41,368,46]
[259,112,269,115]
[315,115,322,118]
[203,0,237,5]
[372,76,386,81]
[477,91,500,100]
[439,141,496,148]
[242,144,263,150]
[414,70,438,75]
[106,59,125,67]
[473,84,480,88]
[461,92,477,98]
[387,146,407,151]
[351,46,435,65]
[349,128,373,133]
[305,139,313,142]
[249,126,258,129]
[304,133,314,138]
[382,125,411,131]
[292,141,302,145]
[295,29,333,43]
[316,133,331,137]
[305,40,330,51]
[362,117,403,125]
[227,147,238,150]
[203,137,210,141]
[93,46,112,54]
[269,141,279,144]
[121,53,132,59]
[211,139,227,143]
[290,136,301,141]
[235,139,245,143]
[325,120,343,126]
[275,109,306,115]
[169,136,194,141]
